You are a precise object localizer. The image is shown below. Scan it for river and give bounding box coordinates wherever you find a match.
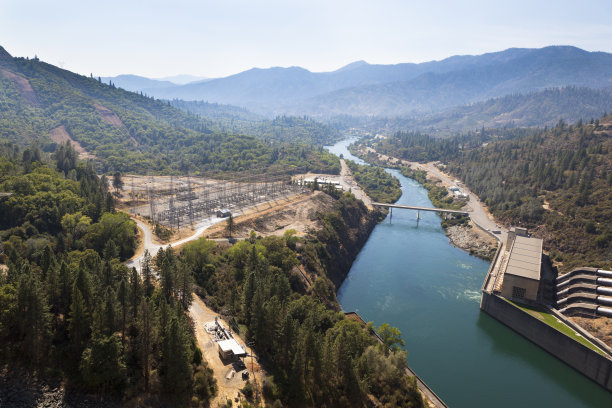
[327,139,612,408]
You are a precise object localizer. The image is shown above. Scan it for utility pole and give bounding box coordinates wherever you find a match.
[246,341,259,405]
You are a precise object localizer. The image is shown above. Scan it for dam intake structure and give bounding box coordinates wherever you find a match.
[480,228,612,392]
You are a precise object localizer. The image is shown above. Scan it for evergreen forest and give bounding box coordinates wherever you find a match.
[0,143,217,405]
[0,143,424,407]
[368,116,612,271]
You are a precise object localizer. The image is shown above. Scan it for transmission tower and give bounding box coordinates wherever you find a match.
[131,175,135,212]
[148,175,156,222]
[187,173,194,226]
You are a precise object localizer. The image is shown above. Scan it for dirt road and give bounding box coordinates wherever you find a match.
[339,159,372,208]
[190,295,263,406]
[126,216,226,269]
[408,161,507,243]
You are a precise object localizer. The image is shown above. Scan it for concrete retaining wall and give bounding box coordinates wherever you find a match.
[549,308,612,357]
[471,219,502,242]
[480,292,612,392]
[480,242,502,294]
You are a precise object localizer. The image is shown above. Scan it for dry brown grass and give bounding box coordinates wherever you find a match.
[204,191,335,239]
[0,68,39,107]
[570,316,612,348]
[48,125,95,159]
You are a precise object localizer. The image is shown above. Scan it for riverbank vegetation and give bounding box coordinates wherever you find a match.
[365,115,612,271]
[0,143,216,406]
[178,192,423,407]
[346,160,401,203]
[400,167,467,212]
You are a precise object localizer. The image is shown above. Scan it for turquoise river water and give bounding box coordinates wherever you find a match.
[327,139,612,407]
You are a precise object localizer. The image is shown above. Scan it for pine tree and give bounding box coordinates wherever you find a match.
[141,250,153,298]
[112,172,124,194]
[117,278,127,348]
[80,333,126,393]
[68,288,90,359]
[101,259,114,289]
[58,261,71,315]
[138,298,154,390]
[159,248,176,302]
[74,262,92,309]
[129,267,141,318]
[225,213,235,238]
[103,239,119,261]
[105,192,114,213]
[160,311,192,393]
[40,245,55,279]
[177,262,193,310]
[45,259,60,314]
[242,271,255,327]
[103,288,116,337]
[16,271,51,365]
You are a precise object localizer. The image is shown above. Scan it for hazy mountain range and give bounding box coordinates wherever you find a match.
[352,86,612,135]
[99,74,210,93]
[104,46,612,118]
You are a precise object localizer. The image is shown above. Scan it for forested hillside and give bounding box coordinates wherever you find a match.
[170,100,342,145]
[0,142,423,407]
[369,116,612,271]
[0,46,339,175]
[0,143,217,406]
[178,192,423,407]
[355,87,612,136]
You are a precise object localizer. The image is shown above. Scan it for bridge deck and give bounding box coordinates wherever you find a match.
[372,202,469,215]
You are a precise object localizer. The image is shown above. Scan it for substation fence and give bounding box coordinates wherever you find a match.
[132,171,306,229]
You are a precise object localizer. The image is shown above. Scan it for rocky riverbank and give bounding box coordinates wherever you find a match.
[347,144,500,261]
[445,224,497,261]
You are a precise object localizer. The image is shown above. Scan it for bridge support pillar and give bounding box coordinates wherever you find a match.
[417,210,420,220]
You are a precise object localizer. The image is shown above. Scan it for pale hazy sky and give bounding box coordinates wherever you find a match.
[1,0,611,78]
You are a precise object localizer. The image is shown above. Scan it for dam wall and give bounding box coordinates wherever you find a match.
[481,292,612,392]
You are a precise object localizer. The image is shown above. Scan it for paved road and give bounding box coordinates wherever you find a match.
[126,216,225,269]
[339,159,372,208]
[408,161,508,244]
[126,191,305,269]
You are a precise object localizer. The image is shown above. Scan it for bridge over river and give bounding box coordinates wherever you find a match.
[372,202,469,219]
[328,138,612,408]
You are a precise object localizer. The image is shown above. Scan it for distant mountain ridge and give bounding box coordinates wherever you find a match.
[287,46,612,117]
[101,74,213,95]
[355,86,612,135]
[100,74,177,93]
[112,46,612,117]
[156,74,209,84]
[417,86,612,130]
